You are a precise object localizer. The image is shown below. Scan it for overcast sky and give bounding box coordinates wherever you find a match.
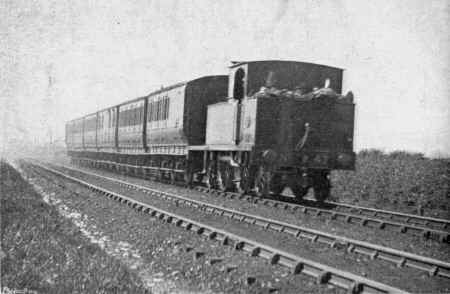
[1,0,449,156]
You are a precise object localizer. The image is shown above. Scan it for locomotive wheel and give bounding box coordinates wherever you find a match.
[313,172,331,202]
[222,164,234,191]
[205,173,212,189]
[313,183,330,202]
[218,164,234,192]
[216,169,224,191]
[239,166,252,194]
[270,174,285,195]
[291,185,309,200]
[205,161,215,189]
[169,170,176,184]
[255,166,271,197]
[184,165,194,187]
[255,177,270,197]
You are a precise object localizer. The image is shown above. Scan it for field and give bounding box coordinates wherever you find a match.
[331,150,449,218]
[0,161,149,294]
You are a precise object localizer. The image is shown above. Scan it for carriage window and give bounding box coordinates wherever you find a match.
[150,102,153,122]
[157,99,161,121]
[167,97,170,119]
[152,101,156,122]
[233,68,245,102]
[146,97,169,122]
[137,107,140,124]
[111,111,114,128]
[164,96,170,120]
[129,108,132,126]
[147,101,152,121]
[136,107,139,125]
[129,108,133,126]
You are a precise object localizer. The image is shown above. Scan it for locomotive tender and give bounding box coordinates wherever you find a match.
[66,60,355,201]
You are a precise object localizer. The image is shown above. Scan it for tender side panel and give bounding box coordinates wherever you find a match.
[118,99,145,152]
[239,98,257,148]
[334,102,355,152]
[205,101,239,146]
[253,97,282,156]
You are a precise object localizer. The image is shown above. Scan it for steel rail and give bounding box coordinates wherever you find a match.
[73,157,450,241]
[194,186,450,243]
[324,201,450,231]
[32,161,450,280]
[26,161,409,294]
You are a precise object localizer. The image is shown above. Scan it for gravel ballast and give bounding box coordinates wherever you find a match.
[62,163,450,261]
[19,161,346,294]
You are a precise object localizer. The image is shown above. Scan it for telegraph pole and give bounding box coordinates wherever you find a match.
[43,64,55,155]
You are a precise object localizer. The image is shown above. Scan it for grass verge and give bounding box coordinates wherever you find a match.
[0,160,149,294]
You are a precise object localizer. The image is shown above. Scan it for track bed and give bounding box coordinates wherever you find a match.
[24,160,450,293]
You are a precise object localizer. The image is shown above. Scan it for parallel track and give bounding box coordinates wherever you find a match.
[325,201,449,231]
[24,160,410,294]
[204,186,450,243]
[73,157,450,242]
[31,160,450,280]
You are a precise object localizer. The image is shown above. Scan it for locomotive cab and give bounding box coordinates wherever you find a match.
[203,60,355,202]
[233,67,246,103]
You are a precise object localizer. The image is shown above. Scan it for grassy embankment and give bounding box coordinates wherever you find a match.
[0,161,149,294]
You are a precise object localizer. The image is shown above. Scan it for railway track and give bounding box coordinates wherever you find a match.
[198,186,450,242]
[72,157,450,242]
[24,160,411,294]
[29,160,450,281]
[325,201,449,231]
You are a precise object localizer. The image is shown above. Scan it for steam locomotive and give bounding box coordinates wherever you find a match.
[66,60,355,201]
